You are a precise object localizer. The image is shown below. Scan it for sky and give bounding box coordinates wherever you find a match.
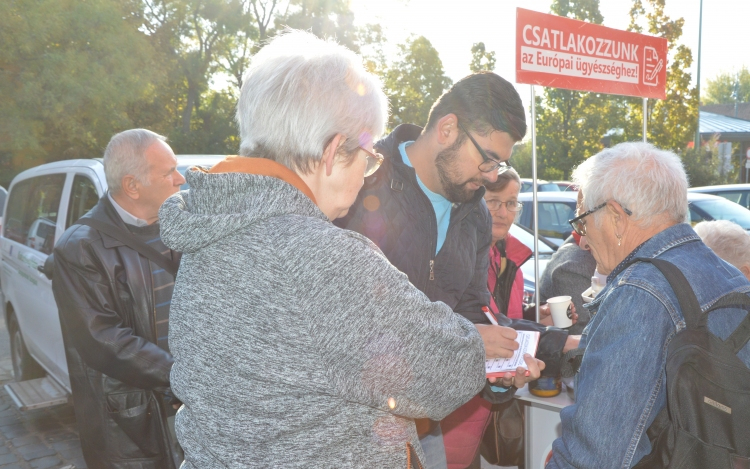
[349,0,750,116]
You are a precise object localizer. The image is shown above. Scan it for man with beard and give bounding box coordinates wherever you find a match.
[337,72,578,469]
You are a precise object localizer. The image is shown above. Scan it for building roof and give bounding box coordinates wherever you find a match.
[700,103,750,121]
[699,111,750,141]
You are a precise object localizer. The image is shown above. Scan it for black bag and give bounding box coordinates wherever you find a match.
[627,258,750,469]
[480,398,524,468]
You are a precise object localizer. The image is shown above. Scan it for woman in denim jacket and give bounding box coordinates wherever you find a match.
[547,142,750,468]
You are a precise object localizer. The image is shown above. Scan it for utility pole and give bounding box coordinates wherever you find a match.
[694,0,703,148]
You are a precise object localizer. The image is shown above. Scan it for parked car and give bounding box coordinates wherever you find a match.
[552,181,578,192]
[515,191,579,246]
[520,178,561,193]
[689,184,750,211]
[0,155,224,410]
[687,192,750,231]
[508,222,557,304]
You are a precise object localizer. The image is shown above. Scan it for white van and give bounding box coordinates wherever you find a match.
[0,156,224,409]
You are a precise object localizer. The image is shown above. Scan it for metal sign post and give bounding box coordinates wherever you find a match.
[531,85,540,322]
[643,98,648,143]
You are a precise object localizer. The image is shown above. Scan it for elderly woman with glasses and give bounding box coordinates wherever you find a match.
[157,31,533,469]
[547,142,750,468]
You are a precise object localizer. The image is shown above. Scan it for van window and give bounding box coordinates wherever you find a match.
[4,174,66,255]
[66,175,100,229]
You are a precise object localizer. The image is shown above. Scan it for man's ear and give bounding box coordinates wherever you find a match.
[323,134,344,177]
[740,265,750,280]
[120,175,141,200]
[435,113,459,146]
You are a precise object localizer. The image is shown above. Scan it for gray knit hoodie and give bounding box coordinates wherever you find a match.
[159,165,486,468]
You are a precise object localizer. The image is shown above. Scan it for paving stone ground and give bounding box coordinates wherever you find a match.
[0,314,86,469]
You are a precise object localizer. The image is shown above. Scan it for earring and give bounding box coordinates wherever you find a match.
[617,234,622,247]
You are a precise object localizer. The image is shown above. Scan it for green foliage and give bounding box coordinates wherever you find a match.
[511,142,533,178]
[624,0,697,150]
[383,36,452,130]
[704,67,750,105]
[533,0,621,180]
[275,0,360,52]
[469,43,496,73]
[169,90,240,153]
[0,0,161,186]
[550,0,603,23]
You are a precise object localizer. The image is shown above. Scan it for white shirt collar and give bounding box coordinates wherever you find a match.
[107,192,150,227]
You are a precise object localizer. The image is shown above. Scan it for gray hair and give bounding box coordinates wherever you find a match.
[236,29,388,174]
[103,129,167,193]
[484,167,521,193]
[571,142,688,228]
[694,220,750,271]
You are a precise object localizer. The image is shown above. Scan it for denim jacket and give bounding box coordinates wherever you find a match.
[548,223,750,469]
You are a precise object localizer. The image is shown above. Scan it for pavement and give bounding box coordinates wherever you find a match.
[0,314,86,469]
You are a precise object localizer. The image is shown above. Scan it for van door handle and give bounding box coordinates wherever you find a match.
[36,254,54,280]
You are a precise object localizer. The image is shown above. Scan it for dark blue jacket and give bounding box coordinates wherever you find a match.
[337,124,568,376]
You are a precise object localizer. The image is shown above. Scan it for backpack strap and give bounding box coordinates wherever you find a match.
[628,257,750,352]
[711,293,750,353]
[629,257,705,329]
[76,218,179,277]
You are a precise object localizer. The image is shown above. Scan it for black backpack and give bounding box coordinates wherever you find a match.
[627,258,750,469]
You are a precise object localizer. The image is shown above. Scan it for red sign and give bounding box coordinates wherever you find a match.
[516,8,667,99]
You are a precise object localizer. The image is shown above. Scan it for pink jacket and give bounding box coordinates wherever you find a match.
[443,233,531,468]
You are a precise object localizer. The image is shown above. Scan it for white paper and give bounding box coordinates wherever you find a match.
[485,330,540,375]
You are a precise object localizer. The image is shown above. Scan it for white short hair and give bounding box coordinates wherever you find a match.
[103,129,166,193]
[571,142,688,228]
[694,220,750,270]
[236,29,388,174]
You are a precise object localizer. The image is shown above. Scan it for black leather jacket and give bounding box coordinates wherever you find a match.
[338,124,568,378]
[52,196,180,469]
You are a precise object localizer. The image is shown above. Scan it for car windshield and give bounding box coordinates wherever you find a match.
[509,223,556,254]
[689,198,750,230]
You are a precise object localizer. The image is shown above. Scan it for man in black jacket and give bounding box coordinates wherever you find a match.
[52,129,185,469]
[337,72,579,468]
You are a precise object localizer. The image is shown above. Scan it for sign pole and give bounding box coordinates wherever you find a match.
[531,84,540,323]
[643,98,648,143]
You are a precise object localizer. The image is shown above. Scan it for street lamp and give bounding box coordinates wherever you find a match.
[694,0,703,148]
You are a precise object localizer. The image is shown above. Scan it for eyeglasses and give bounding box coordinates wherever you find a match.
[568,202,633,236]
[485,199,523,213]
[359,146,384,177]
[457,122,512,174]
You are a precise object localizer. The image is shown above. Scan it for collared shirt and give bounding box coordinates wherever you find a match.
[107,192,150,227]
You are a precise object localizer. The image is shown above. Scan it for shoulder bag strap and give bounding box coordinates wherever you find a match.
[76,218,179,277]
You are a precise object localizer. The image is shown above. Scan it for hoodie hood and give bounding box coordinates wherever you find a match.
[159,166,327,254]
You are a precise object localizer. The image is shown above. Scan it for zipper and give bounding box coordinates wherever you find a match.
[428,205,476,283]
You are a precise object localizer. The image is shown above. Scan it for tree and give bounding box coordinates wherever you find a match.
[0,0,161,186]
[624,0,697,151]
[533,0,622,180]
[469,42,496,72]
[383,36,452,129]
[704,67,750,105]
[274,0,360,52]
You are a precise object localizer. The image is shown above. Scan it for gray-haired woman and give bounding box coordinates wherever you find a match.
[159,30,539,469]
[547,142,750,468]
[694,219,750,281]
